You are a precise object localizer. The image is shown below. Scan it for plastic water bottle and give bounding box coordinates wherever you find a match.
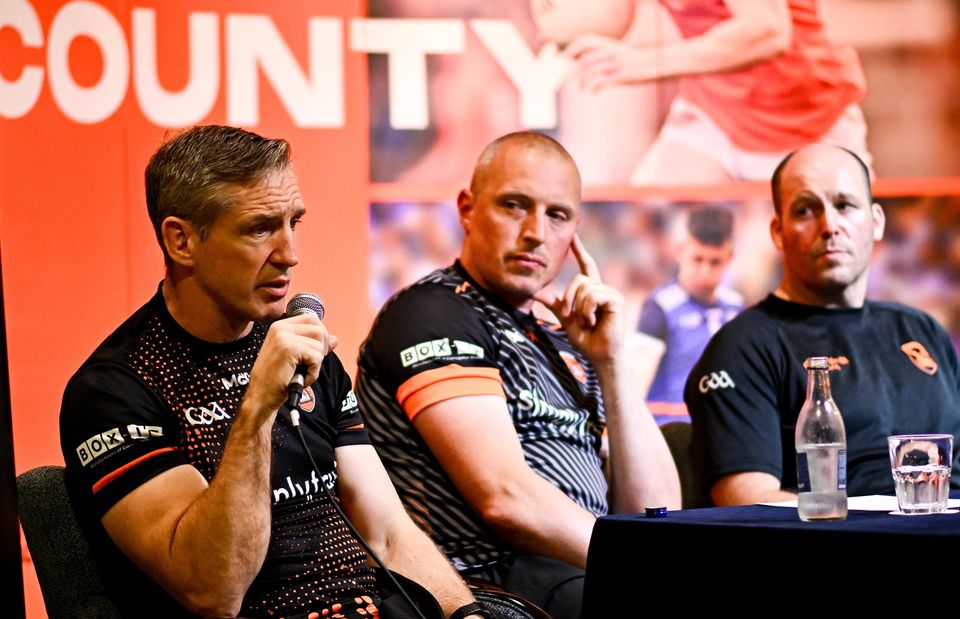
[795,357,847,521]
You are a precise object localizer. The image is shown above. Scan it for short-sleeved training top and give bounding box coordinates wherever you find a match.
[686,295,960,501]
[356,263,607,570]
[60,289,378,618]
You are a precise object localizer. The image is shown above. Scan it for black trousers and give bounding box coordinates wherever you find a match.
[472,555,584,619]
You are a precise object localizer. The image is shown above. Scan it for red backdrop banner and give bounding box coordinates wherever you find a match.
[1,3,368,615]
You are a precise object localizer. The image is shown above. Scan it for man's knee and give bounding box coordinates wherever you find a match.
[504,555,584,619]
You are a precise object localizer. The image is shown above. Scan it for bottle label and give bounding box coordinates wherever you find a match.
[838,449,847,491]
[797,452,811,492]
[796,448,847,492]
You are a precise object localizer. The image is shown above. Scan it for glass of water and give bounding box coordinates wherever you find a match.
[888,434,953,515]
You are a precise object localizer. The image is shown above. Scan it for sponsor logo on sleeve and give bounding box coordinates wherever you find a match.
[399,337,484,367]
[340,390,358,412]
[400,338,451,367]
[453,340,484,359]
[183,402,231,426]
[127,424,163,440]
[698,371,736,393]
[76,428,125,467]
[901,341,938,375]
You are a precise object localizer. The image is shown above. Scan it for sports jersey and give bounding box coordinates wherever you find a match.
[685,295,960,501]
[638,279,742,421]
[660,0,866,152]
[355,262,607,571]
[59,289,378,619]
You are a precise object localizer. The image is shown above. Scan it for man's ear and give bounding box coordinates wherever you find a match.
[161,217,199,267]
[457,189,473,233]
[769,214,784,252]
[871,202,886,242]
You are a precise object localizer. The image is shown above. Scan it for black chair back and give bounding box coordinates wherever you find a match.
[660,421,700,508]
[17,465,122,618]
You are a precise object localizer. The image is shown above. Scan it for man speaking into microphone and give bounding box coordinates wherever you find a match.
[59,126,483,619]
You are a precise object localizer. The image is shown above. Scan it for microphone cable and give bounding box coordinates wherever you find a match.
[288,409,430,619]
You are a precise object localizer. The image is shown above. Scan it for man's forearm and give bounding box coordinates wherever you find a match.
[641,15,788,80]
[103,402,276,617]
[473,469,597,569]
[163,403,275,614]
[375,519,480,617]
[711,472,797,507]
[596,356,681,513]
[411,395,599,571]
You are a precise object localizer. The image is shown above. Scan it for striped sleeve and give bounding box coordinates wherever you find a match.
[360,283,501,413]
[396,365,505,420]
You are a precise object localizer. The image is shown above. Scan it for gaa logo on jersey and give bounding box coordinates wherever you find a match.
[184,402,231,426]
[560,351,588,384]
[298,386,317,413]
[699,371,735,393]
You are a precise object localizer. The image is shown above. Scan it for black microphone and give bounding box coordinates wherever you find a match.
[285,292,325,408]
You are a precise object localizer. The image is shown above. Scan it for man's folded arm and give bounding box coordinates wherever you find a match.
[710,471,797,506]
[413,394,597,569]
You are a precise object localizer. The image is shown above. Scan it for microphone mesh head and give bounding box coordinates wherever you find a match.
[285,292,325,320]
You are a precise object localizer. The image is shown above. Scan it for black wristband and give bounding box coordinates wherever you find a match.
[450,601,492,619]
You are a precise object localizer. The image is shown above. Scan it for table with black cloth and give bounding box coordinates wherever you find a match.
[582,497,960,613]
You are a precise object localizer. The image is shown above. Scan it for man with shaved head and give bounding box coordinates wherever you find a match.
[356,131,680,617]
[686,143,960,507]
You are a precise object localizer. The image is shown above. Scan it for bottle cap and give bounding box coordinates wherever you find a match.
[644,506,667,518]
[804,357,830,370]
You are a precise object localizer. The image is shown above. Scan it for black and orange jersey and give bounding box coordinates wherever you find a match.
[356,262,607,571]
[60,288,377,618]
[686,294,960,501]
